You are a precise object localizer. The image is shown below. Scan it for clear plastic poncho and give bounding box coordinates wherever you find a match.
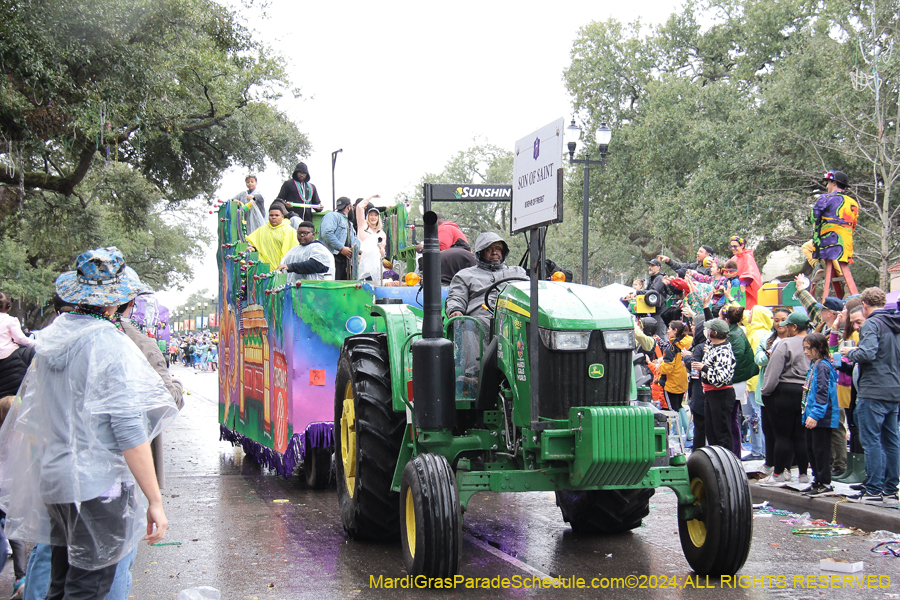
[0,314,178,569]
[358,231,385,285]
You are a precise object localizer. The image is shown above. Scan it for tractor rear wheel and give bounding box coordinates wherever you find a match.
[303,435,331,489]
[555,488,654,533]
[334,333,406,540]
[677,446,753,575]
[400,453,462,577]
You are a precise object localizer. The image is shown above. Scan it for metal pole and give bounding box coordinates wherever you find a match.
[331,149,343,211]
[581,156,590,285]
[528,227,541,429]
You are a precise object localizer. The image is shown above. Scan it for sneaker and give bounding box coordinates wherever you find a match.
[10,577,24,600]
[883,494,899,507]
[741,453,764,462]
[798,474,810,484]
[761,465,774,476]
[759,473,789,487]
[805,484,835,498]
[847,491,882,503]
[849,483,865,490]
[799,484,816,494]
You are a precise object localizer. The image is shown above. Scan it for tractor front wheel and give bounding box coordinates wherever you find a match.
[400,453,462,577]
[677,446,753,575]
[334,334,405,540]
[555,488,654,534]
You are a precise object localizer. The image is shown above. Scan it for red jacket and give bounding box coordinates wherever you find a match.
[438,221,467,251]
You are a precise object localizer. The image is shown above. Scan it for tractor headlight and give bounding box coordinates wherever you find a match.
[539,328,590,351]
[603,329,634,350]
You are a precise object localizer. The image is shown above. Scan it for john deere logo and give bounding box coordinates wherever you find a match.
[588,364,604,379]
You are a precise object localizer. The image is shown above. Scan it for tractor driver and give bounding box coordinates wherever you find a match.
[446,232,526,391]
[446,232,526,334]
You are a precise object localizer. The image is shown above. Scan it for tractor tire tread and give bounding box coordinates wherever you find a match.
[335,334,405,541]
[555,488,654,534]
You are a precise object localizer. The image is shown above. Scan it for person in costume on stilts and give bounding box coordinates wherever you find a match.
[246,201,299,267]
[801,170,859,286]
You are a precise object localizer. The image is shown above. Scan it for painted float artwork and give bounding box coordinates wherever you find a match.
[216,200,380,476]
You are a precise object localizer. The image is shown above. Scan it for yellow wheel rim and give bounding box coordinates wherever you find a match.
[340,381,357,498]
[686,476,707,547]
[405,487,416,557]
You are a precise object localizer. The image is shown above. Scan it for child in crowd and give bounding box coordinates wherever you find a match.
[801,333,840,497]
[656,320,693,439]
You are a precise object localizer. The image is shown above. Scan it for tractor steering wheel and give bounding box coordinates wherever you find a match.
[482,277,529,314]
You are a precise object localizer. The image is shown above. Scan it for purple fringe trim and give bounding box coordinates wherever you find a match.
[219,422,334,478]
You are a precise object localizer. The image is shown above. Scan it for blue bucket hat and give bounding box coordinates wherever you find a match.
[55,247,153,307]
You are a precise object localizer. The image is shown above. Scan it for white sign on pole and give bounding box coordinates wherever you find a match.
[511,117,564,233]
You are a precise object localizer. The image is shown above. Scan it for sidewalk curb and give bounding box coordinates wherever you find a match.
[751,484,900,532]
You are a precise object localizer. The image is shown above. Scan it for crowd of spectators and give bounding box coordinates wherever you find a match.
[627,242,898,506]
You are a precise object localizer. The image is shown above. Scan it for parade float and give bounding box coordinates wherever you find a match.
[215,198,416,487]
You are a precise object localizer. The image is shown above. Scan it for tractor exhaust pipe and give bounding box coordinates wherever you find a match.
[421,211,442,339]
[411,211,455,430]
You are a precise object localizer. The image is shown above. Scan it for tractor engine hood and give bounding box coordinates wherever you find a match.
[498,281,634,331]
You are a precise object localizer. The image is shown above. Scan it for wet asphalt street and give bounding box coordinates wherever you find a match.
[6,364,896,599]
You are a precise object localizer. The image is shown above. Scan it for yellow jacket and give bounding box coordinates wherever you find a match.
[745,306,774,392]
[247,221,298,267]
[659,335,693,395]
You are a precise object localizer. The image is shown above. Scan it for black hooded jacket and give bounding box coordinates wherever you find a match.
[277,162,322,221]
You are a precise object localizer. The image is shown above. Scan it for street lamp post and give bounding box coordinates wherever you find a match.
[566,120,612,286]
[331,149,343,210]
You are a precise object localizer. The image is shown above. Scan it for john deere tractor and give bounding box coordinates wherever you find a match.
[334,211,752,577]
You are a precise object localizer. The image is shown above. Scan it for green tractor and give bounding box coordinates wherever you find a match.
[334,211,752,577]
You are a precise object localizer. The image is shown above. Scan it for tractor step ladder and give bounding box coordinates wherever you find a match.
[821,261,858,301]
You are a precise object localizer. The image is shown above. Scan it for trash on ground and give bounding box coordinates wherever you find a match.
[177,587,221,600]
[819,558,863,573]
[871,541,900,557]
[779,512,812,525]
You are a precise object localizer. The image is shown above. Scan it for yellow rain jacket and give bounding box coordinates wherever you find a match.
[745,306,774,392]
[247,221,298,267]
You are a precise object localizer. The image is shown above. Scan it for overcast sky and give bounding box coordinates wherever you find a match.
[157,0,684,311]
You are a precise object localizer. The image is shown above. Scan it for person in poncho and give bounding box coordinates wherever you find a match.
[0,247,178,599]
[247,201,299,267]
[232,174,267,236]
[277,221,335,283]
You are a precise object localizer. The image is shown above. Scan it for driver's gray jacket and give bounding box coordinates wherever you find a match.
[446,259,526,331]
